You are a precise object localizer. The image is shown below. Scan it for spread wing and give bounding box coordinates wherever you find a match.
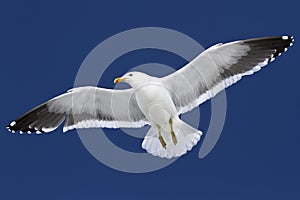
[7,86,148,134]
[161,36,294,114]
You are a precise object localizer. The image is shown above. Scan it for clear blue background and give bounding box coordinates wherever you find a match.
[1,0,299,199]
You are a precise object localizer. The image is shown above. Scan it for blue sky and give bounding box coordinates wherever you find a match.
[0,0,299,199]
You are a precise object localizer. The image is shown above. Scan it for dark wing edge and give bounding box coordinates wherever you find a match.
[7,102,64,134]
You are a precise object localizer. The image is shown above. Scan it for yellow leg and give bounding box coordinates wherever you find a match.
[157,125,166,149]
[169,118,177,145]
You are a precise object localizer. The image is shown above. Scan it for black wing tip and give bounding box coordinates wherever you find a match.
[6,102,65,135]
[6,125,16,134]
[276,35,294,56]
[282,35,294,46]
[6,120,45,134]
[243,35,294,61]
[243,35,294,45]
[7,121,17,133]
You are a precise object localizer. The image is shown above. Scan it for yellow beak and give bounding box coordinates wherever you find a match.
[114,77,126,84]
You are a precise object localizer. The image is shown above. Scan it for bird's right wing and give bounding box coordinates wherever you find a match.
[7,86,148,134]
[161,36,294,114]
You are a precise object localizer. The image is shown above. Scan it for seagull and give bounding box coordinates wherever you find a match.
[7,36,294,158]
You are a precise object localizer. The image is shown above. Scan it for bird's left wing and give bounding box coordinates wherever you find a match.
[7,86,148,134]
[161,36,294,114]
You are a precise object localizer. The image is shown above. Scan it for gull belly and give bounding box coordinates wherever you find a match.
[134,83,177,127]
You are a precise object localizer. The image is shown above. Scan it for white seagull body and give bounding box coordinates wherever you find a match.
[7,36,294,158]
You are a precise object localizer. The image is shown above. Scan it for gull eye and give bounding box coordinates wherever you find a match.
[129,73,133,77]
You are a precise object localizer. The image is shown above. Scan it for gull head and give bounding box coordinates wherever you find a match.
[114,71,153,88]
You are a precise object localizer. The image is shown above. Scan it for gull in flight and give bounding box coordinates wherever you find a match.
[7,36,294,158]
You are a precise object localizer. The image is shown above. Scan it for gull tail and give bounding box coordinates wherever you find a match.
[142,119,202,159]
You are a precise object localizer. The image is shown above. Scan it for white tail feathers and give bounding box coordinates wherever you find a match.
[142,119,202,159]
